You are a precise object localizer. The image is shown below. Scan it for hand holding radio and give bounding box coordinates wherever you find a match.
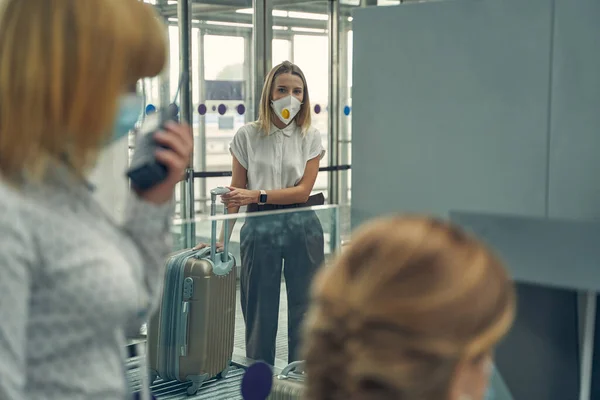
[127,73,192,205]
[135,121,193,205]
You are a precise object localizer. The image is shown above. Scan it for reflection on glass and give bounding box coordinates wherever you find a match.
[273,39,292,66]
[186,55,329,366]
[198,34,249,215]
[173,205,340,366]
[161,8,252,216]
[272,1,330,203]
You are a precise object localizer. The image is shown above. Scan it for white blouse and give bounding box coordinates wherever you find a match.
[229,121,325,191]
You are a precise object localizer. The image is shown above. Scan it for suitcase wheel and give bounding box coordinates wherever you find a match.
[133,393,157,400]
[186,374,209,396]
[149,371,158,385]
[217,363,233,379]
[186,385,198,396]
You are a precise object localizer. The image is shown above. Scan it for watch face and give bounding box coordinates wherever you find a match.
[260,193,268,203]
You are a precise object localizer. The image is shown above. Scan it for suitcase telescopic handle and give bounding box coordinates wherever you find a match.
[222,206,229,262]
[209,187,230,263]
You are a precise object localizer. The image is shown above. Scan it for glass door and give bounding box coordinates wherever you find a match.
[271,2,330,201]
[144,1,253,218]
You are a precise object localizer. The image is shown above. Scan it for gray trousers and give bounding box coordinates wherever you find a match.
[239,210,324,366]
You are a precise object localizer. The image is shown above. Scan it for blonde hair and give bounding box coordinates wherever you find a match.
[303,216,515,400]
[256,61,312,135]
[0,0,167,185]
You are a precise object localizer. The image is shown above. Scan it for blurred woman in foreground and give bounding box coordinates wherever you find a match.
[304,216,515,400]
[0,1,191,399]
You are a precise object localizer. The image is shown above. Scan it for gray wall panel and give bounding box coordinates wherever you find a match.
[548,0,600,220]
[450,210,600,292]
[351,0,552,229]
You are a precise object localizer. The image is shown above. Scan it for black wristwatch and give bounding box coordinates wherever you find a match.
[258,190,267,205]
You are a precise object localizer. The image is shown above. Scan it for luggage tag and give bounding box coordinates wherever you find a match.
[126,72,189,190]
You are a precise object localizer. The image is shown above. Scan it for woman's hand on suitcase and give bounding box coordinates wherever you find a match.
[136,121,193,205]
[193,242,224,252]
[221,187,260,207]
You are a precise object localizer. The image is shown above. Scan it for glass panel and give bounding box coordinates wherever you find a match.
[272,2,330,201]
[194,20,252,213]
[201,33,247,200]
[293,34,329,138]
[171,205,340,367]
[132,2,171,167]
[144,3,253,218]
[196,13,252,215]
[130,207,338,394]
[340,15,353,206]
[273,38,292,66]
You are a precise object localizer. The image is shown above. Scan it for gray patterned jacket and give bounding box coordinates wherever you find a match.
[0,164,172,400]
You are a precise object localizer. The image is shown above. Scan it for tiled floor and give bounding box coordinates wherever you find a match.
[127,360,246,400]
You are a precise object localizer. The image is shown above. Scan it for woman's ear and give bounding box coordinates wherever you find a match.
[449,353,493,400]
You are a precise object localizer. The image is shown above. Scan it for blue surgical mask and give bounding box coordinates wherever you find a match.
[111,94,144,143]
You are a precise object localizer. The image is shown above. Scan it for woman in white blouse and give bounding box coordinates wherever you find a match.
[196,61,325,365]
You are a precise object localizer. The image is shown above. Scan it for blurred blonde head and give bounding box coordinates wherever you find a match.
[0,0,167,185]
[303,216,515,400]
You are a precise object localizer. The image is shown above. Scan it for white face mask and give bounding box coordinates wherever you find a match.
[271,95,302,125]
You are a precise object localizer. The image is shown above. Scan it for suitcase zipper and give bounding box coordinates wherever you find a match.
[157,255,176,379]
[180,276,194,357]
[171,251,191,379]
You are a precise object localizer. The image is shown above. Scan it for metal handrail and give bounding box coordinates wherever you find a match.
[191,164,351,179]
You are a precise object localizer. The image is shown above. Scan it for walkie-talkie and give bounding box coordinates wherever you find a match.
[126,73,188,190]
